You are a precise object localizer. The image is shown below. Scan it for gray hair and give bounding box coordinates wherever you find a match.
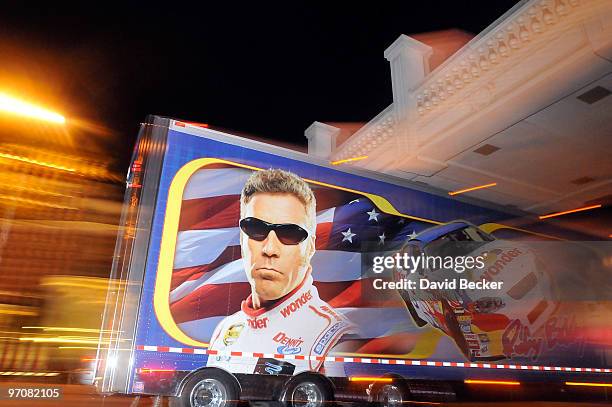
[240,169,316,234]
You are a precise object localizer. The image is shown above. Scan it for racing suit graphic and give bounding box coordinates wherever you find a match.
[206,273,353,374]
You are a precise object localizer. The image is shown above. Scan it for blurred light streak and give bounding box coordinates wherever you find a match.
[0,304,38,316]
[19,336,106,345]
[81,357,99,362]
[348,376,393,383]
[0,182,73,198]
[330,155,368,165]
[58,346,99,350]
[566,382,612,388]
[539,204,602,220]
[22,326,113,333]
[0,151,76,172]
[0,92,65,123]
[69,118,114,137]
[0,371,60,377]
[40,276,118,289]
[464,379,520,386]
[448,182,497,196]
[0,290,42,299]
[0,194,78,210]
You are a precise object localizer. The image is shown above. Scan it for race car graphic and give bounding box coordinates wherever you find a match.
[395,221,558,361]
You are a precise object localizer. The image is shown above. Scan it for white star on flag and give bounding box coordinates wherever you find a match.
[367,208,380,222]
[408,230,418,239]
[378,232,386,245]
[341,228,356,243]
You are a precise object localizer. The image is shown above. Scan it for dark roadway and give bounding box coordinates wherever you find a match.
[0,381,609,407]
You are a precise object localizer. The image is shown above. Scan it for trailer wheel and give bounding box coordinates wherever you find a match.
[281,375,333,407]
[370,378,409,407]
[171,370,240,407]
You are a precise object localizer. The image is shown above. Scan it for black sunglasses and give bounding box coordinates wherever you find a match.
[239,217,309,245]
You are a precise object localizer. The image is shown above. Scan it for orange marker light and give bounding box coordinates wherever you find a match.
[137,368,175,374]
[565,382,612,388]
[539,204,602,220]
[330,156,369,166]
[348,376,393,383]
[464,379,520,386]
[448,182,497,196]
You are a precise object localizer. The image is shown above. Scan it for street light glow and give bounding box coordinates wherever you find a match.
[0,92,66,123]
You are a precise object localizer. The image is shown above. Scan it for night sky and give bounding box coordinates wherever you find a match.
[1,1,520,172]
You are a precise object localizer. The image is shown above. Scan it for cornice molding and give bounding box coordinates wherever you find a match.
[331,0,608,165]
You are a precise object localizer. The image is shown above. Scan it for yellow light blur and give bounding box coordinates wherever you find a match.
[330,155,369,165]
[348,376,393,383]
[0,194,78,210]
[0,371,60,377]
[19,336,106,345]
[539,204,602,220]
[0,151,76,172]
[22,326,113,333]
[565,381,612,388]
[0,304,38,316]
[448,182,497,196]
[464,379,520,386]
[0,92,65,123]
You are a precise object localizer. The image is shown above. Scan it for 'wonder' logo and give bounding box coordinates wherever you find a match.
[280,291,313,318]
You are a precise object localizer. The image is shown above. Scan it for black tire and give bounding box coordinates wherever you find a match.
[281,375,333,407]
[371,378,410,407]
[170,369,240,407]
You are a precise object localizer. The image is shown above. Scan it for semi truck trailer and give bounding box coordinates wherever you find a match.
[95,116,612,406]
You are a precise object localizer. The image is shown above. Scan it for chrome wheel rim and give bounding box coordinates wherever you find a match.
[291,382,323,407]
[378,384,403,407]
[190,378,228,407]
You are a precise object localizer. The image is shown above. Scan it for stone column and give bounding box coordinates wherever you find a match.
[384,35,433,158]
[305,121,340,160]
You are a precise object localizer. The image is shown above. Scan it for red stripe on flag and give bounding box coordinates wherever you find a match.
[170,283,251,322]
[311,188,362,213]
[171,246,242,290]
[315,222,333,250]
[179,195,240,231]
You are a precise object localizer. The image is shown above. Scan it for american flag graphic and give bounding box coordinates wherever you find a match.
[169,165,434,354]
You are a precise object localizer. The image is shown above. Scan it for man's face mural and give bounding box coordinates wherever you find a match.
[240,192,315,303]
